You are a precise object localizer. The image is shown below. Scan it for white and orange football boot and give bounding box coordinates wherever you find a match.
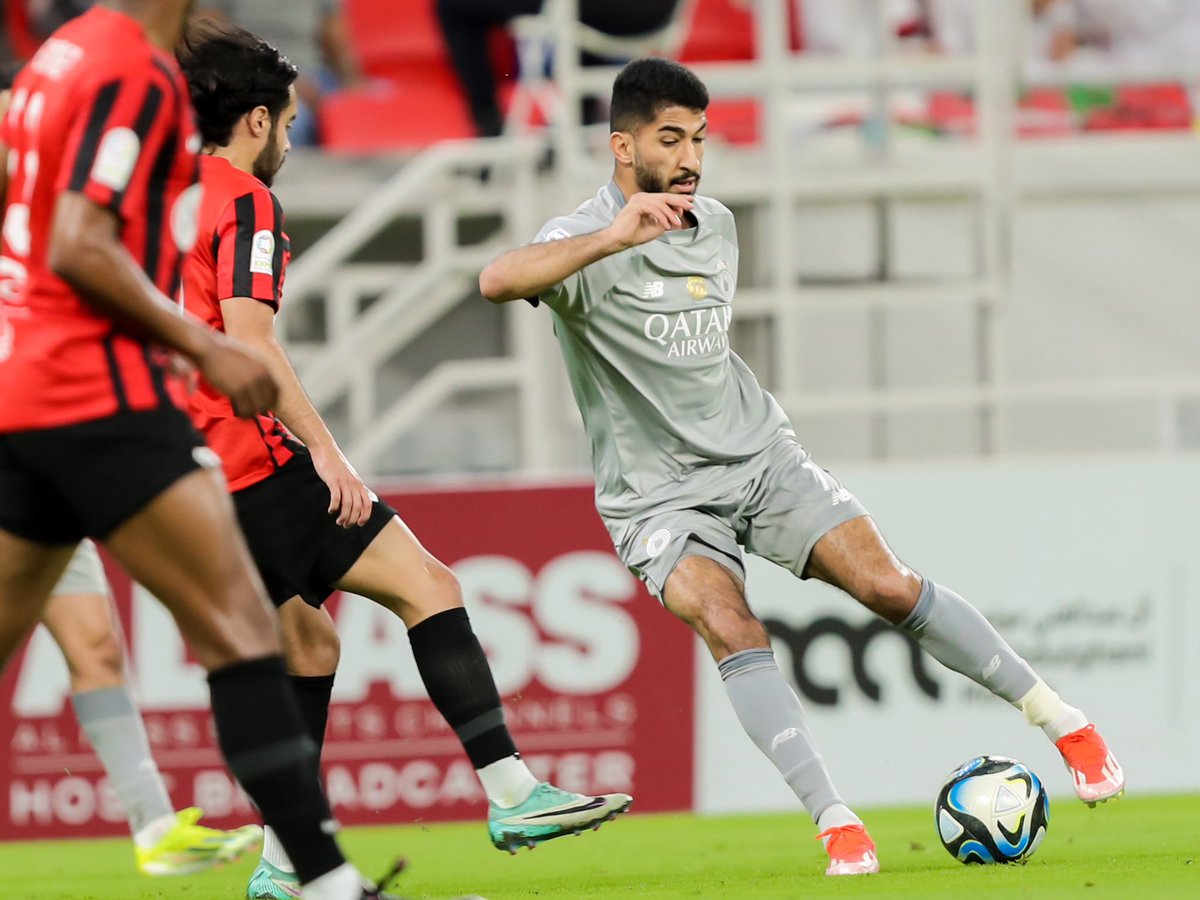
[1056,724,1126,807]
[817,824,880,876]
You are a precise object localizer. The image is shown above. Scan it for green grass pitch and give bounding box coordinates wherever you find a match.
[0,794,1194,899]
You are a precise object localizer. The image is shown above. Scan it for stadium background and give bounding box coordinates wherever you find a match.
[2,0,1198,845]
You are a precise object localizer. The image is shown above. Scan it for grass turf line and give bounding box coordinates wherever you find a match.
[0,793,1194,899]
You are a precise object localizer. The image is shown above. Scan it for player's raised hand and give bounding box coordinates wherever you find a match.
[608,193,695,249]
[196,333,279,418]
[311,445,374,527]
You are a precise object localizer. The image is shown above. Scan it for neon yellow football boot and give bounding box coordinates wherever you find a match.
[135,807,263,876]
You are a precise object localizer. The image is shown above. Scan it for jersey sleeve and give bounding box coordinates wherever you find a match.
[57,66,180,218]
[530,212,611,317]
[212,188,286,310]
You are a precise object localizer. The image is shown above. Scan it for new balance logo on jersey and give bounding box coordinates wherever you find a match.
[642,281,664,299]
[803,460,853,506]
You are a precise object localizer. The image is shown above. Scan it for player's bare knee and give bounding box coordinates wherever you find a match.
[86,632,124,681]
[428,559,463,610]
[681,592,767,655]
[399,559,462,618]
[311,616,341,670]
[64,630,125,687]
[183,578,280,669]
[287,624,340,675]
[861,567,921,622]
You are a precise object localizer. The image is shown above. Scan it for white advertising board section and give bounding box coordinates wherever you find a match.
[696,455,1200,812]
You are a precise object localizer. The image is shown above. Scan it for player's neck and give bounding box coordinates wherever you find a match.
[105,1,186,53]
[205,145,258,181]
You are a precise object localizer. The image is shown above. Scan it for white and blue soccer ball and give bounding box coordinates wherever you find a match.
[935,755,1050,865]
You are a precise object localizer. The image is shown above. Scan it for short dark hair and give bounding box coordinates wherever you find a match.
[610,57,708,132]
[178,21,298,147]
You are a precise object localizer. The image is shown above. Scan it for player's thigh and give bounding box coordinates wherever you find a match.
[805,515,922,622]
[278,597,340,676]
[661,555,757,631]
[335,515,461,627]
[104,467,279,670]
[0,529,75,671]
[613,508,746,602]
[744,439,870,581]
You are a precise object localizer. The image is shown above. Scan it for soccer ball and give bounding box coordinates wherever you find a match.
[935,755,1050,864]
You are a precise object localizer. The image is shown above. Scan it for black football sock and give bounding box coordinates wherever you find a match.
[407,607,517,768]
[290,673,335,758]
[208,656,344,884]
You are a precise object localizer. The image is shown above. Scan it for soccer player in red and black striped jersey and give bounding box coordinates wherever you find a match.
[179,23,631,898]
[0,60,267,881]
[0,5,396,899]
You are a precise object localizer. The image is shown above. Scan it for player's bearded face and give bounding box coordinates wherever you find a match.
[253,120,287,187]
[253,89,296,187]
[632,150,702,195]
[630,106,705,196]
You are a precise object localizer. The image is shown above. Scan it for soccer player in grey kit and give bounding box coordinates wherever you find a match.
[480,58,1126,875]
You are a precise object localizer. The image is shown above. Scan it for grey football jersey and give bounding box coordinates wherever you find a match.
[534,181,793,519]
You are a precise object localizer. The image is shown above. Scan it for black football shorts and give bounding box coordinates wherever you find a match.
[0,406,210,544]
[232,451,395,608]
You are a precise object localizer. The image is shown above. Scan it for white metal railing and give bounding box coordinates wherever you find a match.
[281,137,550,472]
[283,0,1200,476]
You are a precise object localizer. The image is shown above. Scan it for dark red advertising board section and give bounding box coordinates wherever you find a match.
[0,483,695,839]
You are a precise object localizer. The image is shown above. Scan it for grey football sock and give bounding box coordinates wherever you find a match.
[718,648,843,823]
[72,686,173,836]
[899,579,1037,703]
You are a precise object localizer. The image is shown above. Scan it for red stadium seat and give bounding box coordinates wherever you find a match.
[333,0,517,150]
[345,0,449,81]
[320,77,477,152]
[678,0,805,145]
[678,0,757,62]
[678,0,804,62]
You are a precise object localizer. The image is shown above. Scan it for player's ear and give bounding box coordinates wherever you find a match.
[248,105,271,138]
[610,130,634,167]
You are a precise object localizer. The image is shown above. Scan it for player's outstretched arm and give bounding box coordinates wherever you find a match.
[221,297,373,528]
[48,193,278,418]
[479,192,694,304]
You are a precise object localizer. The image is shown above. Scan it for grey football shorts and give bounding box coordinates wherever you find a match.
[51,539,111,598]
[607,438,869,600]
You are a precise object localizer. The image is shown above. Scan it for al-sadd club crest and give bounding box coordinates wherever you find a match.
[687,275,708,300]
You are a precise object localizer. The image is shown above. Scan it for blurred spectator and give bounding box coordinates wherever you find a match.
[436,0,682,138]
[1028,0,1200,69]
[199,0,364,146]
[801,0,928,55]
[925,0,1200,72]
[26,0,93,40]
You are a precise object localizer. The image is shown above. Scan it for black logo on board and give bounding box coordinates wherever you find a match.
[764,616,941,706]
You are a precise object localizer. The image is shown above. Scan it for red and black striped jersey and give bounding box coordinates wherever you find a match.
[182,155,298,492]
[0,6,201,431]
